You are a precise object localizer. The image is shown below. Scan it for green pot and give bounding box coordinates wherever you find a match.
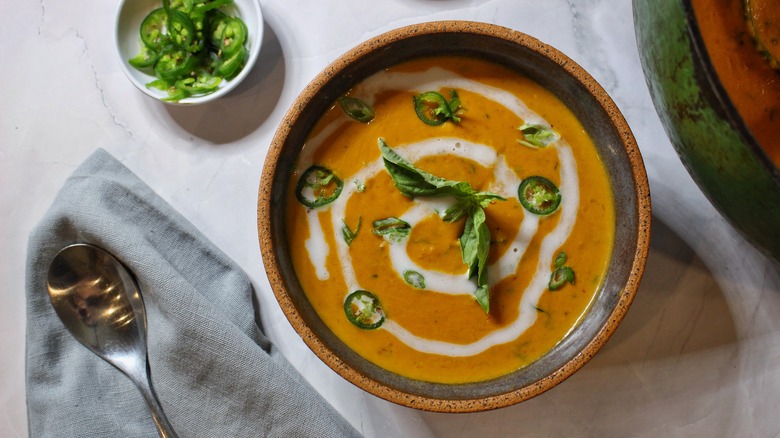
[634,0,780,260]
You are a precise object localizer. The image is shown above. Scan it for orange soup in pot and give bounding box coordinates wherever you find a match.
[285,57,615,383]
[692,0,780,168]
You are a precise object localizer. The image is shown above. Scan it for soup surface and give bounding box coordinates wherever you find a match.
[285,57,615,383]
[692,0,780,168]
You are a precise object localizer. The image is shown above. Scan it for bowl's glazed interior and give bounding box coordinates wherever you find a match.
[259,21,650,412]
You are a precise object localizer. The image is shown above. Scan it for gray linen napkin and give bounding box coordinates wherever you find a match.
[25,149,361,437]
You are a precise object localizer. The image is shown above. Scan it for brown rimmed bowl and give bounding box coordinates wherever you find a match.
[258,21,651,412]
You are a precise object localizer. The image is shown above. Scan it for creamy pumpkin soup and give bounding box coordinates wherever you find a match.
[285,57,615,383]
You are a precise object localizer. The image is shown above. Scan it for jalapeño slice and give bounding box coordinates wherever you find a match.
[518,176,561,216]
[295,165,344,208]
[344,290,385,330]
[140,8,169,51]
[167,10,195,49]
[215,46,248,80]
[220,17,248,56]
[403,270,426,289]
[337,96,375,123]
[549,266,575,290]
[129,45,159,69]
[154,48,198,81]
[413,91,451,126]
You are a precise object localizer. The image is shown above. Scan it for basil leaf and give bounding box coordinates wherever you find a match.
[518,123,560,148]
[473,191,505,208]
[372,217,411,242]
[472,208,492,311]
[458,207,492,312]
[459,214,479,274]
[448,89,463,123]
[341,217,361,246]
[443,191,505,223]
[379,139,505,209]
[474,284,490,312]
[379,139,504,313]
[379,138,475,198]
[403,270,426,289]
[442,197,473,222]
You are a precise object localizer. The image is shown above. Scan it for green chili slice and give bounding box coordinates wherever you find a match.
[185,10,207,53]
[154,48,198,81]
[554,251,567,268]
[403,270,426,289]
[518,176,561,216]
[129,45,159,68]
[194,0,232,13]
[372,217,411,242]
[295,165,343,208]
[146,79,170,91]
[344,290,385,330]
[174,72,220,95]
[216,46,248,80]
[140,8,169,51]
[549,266,575,290]
[129,2,250,102]
[167,10,195,49]
[219,18,248,56]
[413,90,462,125]
[208,10,231,46]
[338,96,375,123]
[162,86,189,102]
[413,91,451,126]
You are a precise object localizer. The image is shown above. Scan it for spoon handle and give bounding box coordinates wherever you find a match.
[135,376,179,438]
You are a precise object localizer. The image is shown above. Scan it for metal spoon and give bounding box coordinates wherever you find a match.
[46,243,177,438]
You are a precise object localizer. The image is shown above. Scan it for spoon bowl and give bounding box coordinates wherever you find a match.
[47,243,177,437]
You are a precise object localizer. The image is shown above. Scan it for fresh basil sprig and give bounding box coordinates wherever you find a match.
[379,138,505,312]
[341,217,361,246]
[518,123,560,149]
[372,217,411,242]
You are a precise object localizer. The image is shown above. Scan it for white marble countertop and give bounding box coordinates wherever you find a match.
[3,0,780,436]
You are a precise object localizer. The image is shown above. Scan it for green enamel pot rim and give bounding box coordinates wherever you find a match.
[680,0,780,184]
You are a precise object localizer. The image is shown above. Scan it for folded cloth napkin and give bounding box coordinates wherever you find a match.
[25,149,360,437]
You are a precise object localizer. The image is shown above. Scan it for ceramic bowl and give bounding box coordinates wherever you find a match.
[115,0,263,105]
[258,21,651,412]
[634,0,780,260]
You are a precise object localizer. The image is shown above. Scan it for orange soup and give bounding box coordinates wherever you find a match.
[285,57,615,383]
[692,0,780,168]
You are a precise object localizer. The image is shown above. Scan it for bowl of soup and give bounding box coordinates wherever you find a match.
[258,21,651,411]
[634,0,780,260]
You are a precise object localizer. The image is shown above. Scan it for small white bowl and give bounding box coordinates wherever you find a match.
[115,0,263,105]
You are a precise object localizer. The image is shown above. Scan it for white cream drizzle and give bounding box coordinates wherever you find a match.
[296,67,580,357]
